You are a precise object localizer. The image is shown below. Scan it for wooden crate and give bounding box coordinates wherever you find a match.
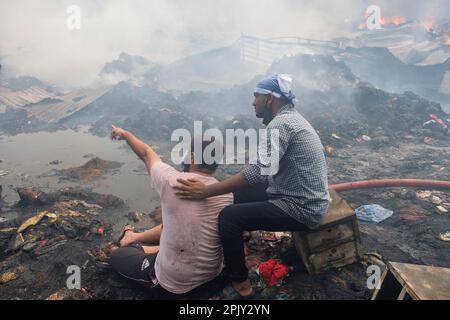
[372,262,450,300]
[292,190,363,274]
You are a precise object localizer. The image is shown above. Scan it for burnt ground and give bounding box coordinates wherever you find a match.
[0,136,449,300]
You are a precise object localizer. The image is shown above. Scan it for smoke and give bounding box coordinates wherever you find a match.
[0,0,448,88]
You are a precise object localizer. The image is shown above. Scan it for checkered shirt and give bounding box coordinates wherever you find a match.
[241,104,329,229]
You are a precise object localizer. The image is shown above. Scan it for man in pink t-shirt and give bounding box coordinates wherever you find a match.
[109,126,233,299]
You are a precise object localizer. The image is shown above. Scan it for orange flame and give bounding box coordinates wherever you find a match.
[358,15,407,30]
[379,16,389,25]
[444,34,450,45]
[380,16,406,26]
[391,16,406,25]
[423,18,436,31]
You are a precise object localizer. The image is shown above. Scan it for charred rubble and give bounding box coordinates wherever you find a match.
[53,157,123,181]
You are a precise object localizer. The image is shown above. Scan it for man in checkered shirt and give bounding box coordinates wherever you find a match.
[174,74,329,299]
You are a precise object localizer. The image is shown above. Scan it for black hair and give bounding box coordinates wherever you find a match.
[182,136,222,173]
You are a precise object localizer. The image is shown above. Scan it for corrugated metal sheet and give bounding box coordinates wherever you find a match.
[27,86,111,123]
[0,86,56,109]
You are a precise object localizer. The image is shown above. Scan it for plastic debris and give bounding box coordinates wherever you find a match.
[46,213,58,223]
[423,114,449,133]
[430,114,445,126]
[436,206,448,215]
[275,232,291,239]
[261,231,291,242]
[356,135,371,142]
[364,252,385,268]
[423,136,433,145]
[416,190,432,200]
[439,231,450,242]
[22,242,39,252]
[78,200,102,210]
[45,288,92,300]
[46,291,68,300]
[97,227,104,236]
[431,195,443,205]
[258,259,290,287]
[0,170,9,177]
[355,204,393,223]
[331,133,341,140]
[17,211,57,233]
[262,232,278,242]
[0,272,18,284]
[17,212,47,233]
[325,146,335,156]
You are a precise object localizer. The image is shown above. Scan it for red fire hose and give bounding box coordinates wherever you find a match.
[329,179,450,192]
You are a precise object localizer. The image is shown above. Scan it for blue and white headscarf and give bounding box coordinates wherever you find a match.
[254,74,297,105]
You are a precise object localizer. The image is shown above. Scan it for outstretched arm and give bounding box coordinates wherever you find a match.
[111,125,161,170]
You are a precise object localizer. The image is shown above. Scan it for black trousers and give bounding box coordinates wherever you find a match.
[219,182,309,283]
[110,244,227,299]
[110,243,171,299]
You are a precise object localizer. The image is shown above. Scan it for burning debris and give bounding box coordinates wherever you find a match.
[356,13,449,46]
[358,15,408,30]
[423,18,450,45]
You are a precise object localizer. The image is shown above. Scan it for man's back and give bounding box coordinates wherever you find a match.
[150,161,233,294]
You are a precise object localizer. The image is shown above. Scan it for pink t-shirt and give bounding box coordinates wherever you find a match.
[150,161,233,294]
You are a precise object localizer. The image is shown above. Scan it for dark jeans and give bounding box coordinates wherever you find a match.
[219,182,309,283]
[110,243,227,299]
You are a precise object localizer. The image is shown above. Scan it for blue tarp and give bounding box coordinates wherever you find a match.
[355,204,393,223]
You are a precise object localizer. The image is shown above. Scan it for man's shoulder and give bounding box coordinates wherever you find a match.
[270,109,309,130]
[151,161,182,187]
[150,161,181,173]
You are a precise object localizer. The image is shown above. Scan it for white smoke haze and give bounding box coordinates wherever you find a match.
[0,0,449,88]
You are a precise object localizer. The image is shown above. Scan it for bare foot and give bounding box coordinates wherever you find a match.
[119,226,137,247]
[142,245,160,254]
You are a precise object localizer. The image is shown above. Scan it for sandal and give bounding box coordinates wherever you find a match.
[116,224,134,246]
[209,284,257,300]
